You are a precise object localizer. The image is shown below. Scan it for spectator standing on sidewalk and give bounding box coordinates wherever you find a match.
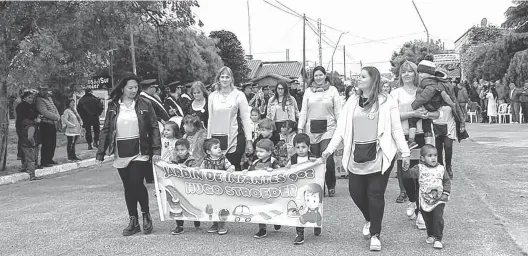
[96,74,161,236]
[35,85,60,167]
[508,83,521,123]
[77,89,103,150]
[16,91,41,179]
[61,99,83,161]
[495,80,507,105]
[520,82,528,123]
[456,81,469,117]
[15,88,29,162]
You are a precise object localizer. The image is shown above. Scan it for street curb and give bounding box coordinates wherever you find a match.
[0,156,115,186]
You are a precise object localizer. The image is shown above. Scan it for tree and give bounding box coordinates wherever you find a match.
[389,39,444,77]
[502,2,528,33]
[209,30,250,84]
[328,71,345,92]
[507,49,528,88]
[0,1,207,171]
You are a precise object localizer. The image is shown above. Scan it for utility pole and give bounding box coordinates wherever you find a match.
[343,45,346,81]
[129,24,137,75]
[412,0,429,54]
[303,14,306,89]
[247,0,253,55]
[318,18,322,66]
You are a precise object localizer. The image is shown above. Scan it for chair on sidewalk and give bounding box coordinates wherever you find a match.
[497,103,510,124]
[467,102,479,123]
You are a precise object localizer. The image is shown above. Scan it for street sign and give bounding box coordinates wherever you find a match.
[81,75,112,90]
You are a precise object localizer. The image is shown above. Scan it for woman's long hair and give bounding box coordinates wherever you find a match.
[109,74,141,102]
[360,66,385,111]
[213,66,235,92]
[271,80,292,111]
[398,60,419,88]
[344,85,354,101]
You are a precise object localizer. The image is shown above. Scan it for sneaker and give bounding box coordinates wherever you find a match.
[433,240,443,249]
[362,221,370,237]
[293,233,305,245]
[207,223,219,233]
[406,202,417,218]
[254,229,267,238]
[426,236,435,244]
[370,235,381,251]
[194,221,201,228]
[416,213,426,230]
[408,141,418,150]
[328,189,336,197]
[171,226,184,235]
[274,225,281,231]
[314,227,321,236]
[218,227,228,235]
[396,192,408,203]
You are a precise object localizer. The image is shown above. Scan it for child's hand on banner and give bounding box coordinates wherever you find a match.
[152,155,161,163]
[227,166,235,172]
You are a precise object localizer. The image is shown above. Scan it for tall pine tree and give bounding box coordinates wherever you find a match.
[209,30,250,84]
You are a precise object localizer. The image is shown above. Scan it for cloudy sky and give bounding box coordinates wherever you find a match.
[194,0,514,75]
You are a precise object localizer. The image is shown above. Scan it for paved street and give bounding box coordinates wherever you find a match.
[1,123,527,256]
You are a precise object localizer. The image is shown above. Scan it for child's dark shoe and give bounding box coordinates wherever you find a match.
[194,221,201,228]
[254,229,267,238]
[171,226,184,235]
[274,225,281,231]
[314,227,321,236]
[293,233,305,245]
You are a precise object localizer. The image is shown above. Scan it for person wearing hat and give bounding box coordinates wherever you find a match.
[77,89,104,150]
[164,81,191,120]
[35,85,60,167]
[139,79,169,184]
[406,60,458,149]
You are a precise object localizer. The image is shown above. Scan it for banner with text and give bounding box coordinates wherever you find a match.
[154,160,325,228]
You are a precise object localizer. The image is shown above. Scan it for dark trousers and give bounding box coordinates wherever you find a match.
[144,161,154,183]
[422,204,445,241]
[66,136,78,159]
[21,146,37,177]
[511,102,521,123]
[348,158,395,236]
[16,128,23,160]
[408,117,432,135]
[435,135,453,168]
[311,139,336,190]
[84,123,100,145]
[225,131,247,172]
[40,122,56,164]
[522,102,528,123]
[118,161,150,218]
[399,134,425,210]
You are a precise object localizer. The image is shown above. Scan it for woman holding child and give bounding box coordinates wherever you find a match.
[322,66,410,252]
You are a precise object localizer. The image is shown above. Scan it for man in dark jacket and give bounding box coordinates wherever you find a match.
[77,89,104,150]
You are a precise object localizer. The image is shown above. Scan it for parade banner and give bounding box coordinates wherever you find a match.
[153,160,326,228]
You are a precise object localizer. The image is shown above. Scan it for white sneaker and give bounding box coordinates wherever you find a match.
[362,221,370,237]
[370,236,381,251]
[406,202,417,218]
[426,236,435,244]
[416,213,426,230]
[433,240,443,249]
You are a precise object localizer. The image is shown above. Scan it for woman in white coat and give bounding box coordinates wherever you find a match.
[322,66,410,252]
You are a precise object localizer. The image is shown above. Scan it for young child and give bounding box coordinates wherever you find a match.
[170,138,200,234]
[243,118,280,170]
[201,138,235,235]
[182,115,207,164]
[247,139,281,239]
[161,121,181,162]
[408,60,457,148]
[249,107,261,141]
[274,120,297,167]
[18,91,41,181]
[407,144,451,249]
[61,99,83,161]
[289,133,319,245]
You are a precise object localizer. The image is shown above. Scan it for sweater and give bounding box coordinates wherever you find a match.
[324,94,410,174]
[35,96,60,124]
[409,163,451,212]
[61,108,83,136]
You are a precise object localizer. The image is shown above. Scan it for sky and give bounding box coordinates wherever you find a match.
[194,0,515,76]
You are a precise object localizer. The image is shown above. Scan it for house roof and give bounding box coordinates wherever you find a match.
[256,61,303,79]
[250,73,293,83]
[247,60,262,79]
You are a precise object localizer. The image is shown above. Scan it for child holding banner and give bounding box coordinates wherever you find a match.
[274,120,297,167]
[288,133,319,245]
[248,139,282,238]
[201,138,234,235]
[161,121,181,162]
[170,138,200,235]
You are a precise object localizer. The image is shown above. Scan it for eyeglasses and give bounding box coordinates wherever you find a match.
[277,87,284,90]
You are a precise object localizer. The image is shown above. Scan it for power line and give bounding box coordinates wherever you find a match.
[261,0,302,18]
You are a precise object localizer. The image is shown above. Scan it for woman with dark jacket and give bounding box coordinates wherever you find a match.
[96,74,162,237]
